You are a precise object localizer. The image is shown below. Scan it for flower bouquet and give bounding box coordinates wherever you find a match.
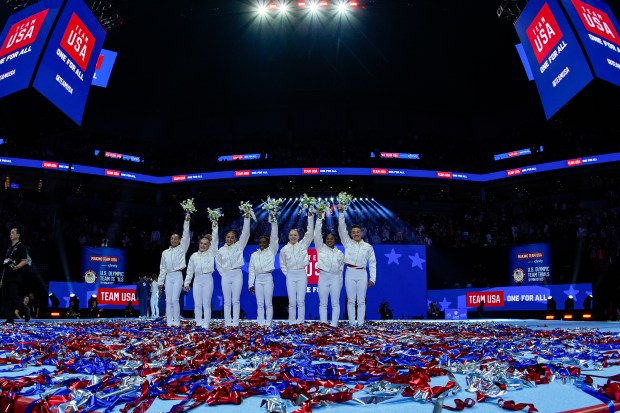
[262,196,285,222]
[336,192,354,210]
[180,198,197,215]
[298,193,317,215]
[239,201,257,221]
[315,199,331,219]
[207,207,223,224]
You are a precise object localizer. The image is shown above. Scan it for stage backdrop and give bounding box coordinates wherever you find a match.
[51,244,428,319]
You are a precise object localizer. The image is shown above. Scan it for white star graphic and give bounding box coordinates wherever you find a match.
[408,253,426,270]
[438,297,452,311]
[385,248,402,265]
[563,285,580,299]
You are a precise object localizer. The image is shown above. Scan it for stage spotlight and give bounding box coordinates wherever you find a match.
[308,2,319,12]
[279,2,289,12]
[337,2,347,12]
[268,0,278,10]
[257,4,268,15]
[371,197,375,201]
[319,0,328,6]
[565,295,575,311]
[48,293,60,309]
[365,197,369,201]
[298,0,306,7]
[545,314,555,320]
[583,294,593,310]
[330,197,334,201]
[546,295,556,311]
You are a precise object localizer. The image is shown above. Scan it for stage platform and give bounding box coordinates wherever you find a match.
[1,318,619,413]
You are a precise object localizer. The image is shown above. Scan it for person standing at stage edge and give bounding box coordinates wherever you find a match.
[2,227,30,324]
[280,212,314,324]
[338,205,377,327]
[216,212,251,327]
[158,213,191,327]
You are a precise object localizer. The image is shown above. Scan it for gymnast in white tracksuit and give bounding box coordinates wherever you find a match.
[248,219,278,327]
[337,206,376,326]
[184,223,218,329]
[314,216,344,327]
[216,216,250,327]
[158,214,191,327]
[279,213,314,324]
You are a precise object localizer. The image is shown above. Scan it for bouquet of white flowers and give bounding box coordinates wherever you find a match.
[315,199,331,219]
[207,207,223,224]
[180,198,197,214]
[239,201,257,221]
[262,196,285,221]
[336,192,354,210]
[298,193,317,215]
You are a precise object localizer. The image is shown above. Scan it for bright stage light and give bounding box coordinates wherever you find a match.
[319,0,328,6]
[280,3,289,13]
[337,2,347,13]
[298,0,306,7]
[308,2,319,12]
[257,5,267,15]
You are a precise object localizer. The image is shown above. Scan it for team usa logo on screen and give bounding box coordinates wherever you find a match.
[527,3,564,64]
[0,9,50,57]
[60,12,96,71]
[571,0,620,46]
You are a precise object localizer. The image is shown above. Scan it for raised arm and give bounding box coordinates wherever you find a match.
[208,224,219,258]
[338,212,352,249]
[180,215,191,254]
[269,220,279,255]
[301,213,315,248]
[237,216,251,250]
[314,217,324,250]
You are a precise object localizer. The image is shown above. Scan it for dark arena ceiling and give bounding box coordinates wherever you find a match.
[1,0,620,178]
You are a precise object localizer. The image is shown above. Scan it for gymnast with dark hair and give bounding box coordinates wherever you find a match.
[337,205,377,327]
[314,215,344,327]
[248,218,279,327]
[216,214,251,327]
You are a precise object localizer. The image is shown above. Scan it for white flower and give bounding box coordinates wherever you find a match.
[262,196,285,221]
[180,198,197,214]
[298,193,317,215]
[239,201,257,221]
[336,192,353,210]
[315,199,331,218]
[207,207,223,223]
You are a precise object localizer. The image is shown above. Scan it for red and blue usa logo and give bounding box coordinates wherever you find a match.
[60,12,96,71]
[0,9,50,57]
[527,3,563,64]
[571,0,620,46]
